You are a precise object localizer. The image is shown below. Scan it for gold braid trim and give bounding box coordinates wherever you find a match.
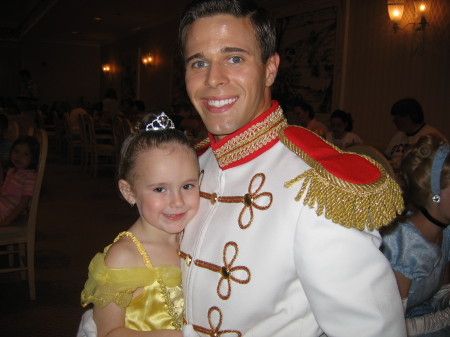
[194,137,210,151]
[279,132,404,231]
[214,107,286,168]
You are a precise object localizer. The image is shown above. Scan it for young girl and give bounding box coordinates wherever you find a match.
[382,133,450,336]
[0,135,40,226]
[80,112,200,337]
[325,109,362,150]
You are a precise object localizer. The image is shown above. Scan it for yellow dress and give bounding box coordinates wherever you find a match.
[81,231,184,331]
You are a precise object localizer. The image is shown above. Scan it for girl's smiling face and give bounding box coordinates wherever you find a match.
[120,143,200,237]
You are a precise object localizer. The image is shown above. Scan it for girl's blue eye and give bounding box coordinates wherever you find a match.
[154,187,165,193]
[183,184,195,190]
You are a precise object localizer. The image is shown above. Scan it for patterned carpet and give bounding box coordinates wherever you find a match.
[0,146,136,337]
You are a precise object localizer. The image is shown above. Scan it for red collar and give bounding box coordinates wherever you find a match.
[196,101,287,170]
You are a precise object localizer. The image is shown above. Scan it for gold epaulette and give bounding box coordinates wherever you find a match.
[280,126,404,231]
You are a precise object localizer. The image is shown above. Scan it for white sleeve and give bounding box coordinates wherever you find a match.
[76,309,98,337]
[405,308,450,336]
[294,206,407,337]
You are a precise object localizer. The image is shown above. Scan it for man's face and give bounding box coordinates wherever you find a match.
[184,14,279,141]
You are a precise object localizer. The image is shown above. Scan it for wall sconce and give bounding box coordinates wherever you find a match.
[413,0,431,31]
[387,0,404,33]
[102,64,111,72]
[141,54,154,66]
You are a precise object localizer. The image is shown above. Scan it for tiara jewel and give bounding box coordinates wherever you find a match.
[145,112,175,131]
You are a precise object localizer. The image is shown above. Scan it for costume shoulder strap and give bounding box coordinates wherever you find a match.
[194,137,210,156]
[279,126,404,230]
[114,231,152,268]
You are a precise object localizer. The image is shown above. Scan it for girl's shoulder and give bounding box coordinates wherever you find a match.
[382,220,442,278]
[105,231,150,269]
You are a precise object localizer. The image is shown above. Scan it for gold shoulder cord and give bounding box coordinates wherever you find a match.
[114,231,152,268]
[279,132,404,231]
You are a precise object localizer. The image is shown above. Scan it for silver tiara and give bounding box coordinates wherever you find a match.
[145,112,175,131]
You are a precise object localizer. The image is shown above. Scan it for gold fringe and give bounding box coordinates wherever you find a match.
[280,130,404,231]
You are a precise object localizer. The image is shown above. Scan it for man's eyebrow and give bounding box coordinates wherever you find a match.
[185,52,204,64]
[222,47,248,54]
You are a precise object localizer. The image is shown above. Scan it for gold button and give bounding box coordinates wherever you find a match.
[244,193,253,206]
[220,266,230,278]
[185,255,192,266]
[210,193,218,204]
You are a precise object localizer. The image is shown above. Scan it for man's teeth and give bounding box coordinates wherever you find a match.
[207,98,237,107]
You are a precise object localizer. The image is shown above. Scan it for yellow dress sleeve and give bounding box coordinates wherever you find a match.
[81,232,184,331]
[80,246,158,308]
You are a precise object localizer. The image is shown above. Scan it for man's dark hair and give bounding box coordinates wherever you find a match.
[390,97,424,124]
[179,0,276,63]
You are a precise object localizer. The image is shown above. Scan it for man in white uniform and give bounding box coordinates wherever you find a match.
[179,0,407,336]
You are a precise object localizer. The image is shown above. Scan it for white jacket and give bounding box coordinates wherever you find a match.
[180,102,406,337]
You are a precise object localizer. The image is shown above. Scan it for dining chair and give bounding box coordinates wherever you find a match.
[5,119,20,142]
[63,111,83,164]
[78,113,93,170]
[112,116,133,161]
[122,117,132,138]
[53,111,65,152]
[0,129,48,300]
[83,114,116,177]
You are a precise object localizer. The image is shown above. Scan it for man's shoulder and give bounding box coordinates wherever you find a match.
[280,126,381,186]
[279,125,404,231]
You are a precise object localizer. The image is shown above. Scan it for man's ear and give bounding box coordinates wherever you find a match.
[118,179,136,205]
[265,52,280,87]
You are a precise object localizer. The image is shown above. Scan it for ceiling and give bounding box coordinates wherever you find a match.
[0,0,193,45]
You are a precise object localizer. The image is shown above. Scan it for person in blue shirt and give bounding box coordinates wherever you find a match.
[382,133,450,336]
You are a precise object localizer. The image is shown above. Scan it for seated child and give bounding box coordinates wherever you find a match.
[0,135,40,226]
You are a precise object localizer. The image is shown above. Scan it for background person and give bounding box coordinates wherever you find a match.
[0,114,12,169]
[326,109,362,150]
[290,100,328,137]
[384,97,445,174]
[381,134,450,336]
[0,136,40,226]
